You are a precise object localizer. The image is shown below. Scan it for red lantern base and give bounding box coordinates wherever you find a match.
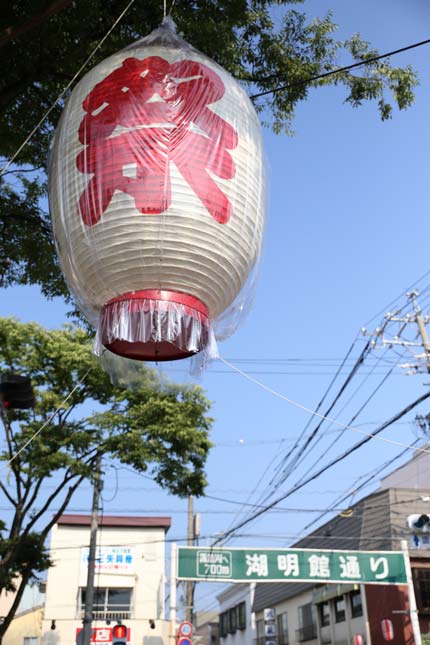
[100,290,210,362]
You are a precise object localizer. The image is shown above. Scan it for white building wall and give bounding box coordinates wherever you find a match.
[218,583,255,645]
[41,521,170,645]
[255,587,317,645]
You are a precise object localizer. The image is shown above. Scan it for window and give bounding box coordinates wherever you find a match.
[277,612,289,645]
[298,603,314,628]
[350,590,363,618]
[319,602,330,627]
[256,618,265,639]
[334,597,346,623]
[237,602,246,630]
[416,569,430,610]
[228,607,237,633]
[80,587,132,619]
[23,639,38,645]
[296,604,316,642]
[220,612,228,638]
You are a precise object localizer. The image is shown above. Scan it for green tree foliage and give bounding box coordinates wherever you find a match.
[0,0,419,302]
[0,317,212,638]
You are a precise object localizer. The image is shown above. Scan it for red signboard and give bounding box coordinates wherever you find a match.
[381,618,394,641]
[76,627,131,643]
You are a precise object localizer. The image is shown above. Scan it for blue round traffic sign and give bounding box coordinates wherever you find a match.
[178,638,192,645]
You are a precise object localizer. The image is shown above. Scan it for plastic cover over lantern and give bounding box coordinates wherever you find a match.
[49,18,265,368]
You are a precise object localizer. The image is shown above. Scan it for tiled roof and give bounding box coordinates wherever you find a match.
[57,514,171,531]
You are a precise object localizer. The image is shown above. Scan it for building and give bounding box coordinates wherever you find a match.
[40,514,172,645]
[218,584,255,645]
[194,610,219,645]
[217,449,430,645]
[40,514,171,644]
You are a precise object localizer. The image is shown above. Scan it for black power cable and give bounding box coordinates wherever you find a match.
[212,388,430,545]
[250,38,430,100]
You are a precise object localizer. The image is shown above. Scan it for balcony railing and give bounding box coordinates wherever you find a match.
[79,605,131,621]
[295,624,317,642]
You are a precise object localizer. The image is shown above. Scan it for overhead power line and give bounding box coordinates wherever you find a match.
[212,387,430,544]
[250,37,430,100]
[301,438,422,533]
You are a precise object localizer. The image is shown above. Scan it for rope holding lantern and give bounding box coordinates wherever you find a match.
[49,18,266,374]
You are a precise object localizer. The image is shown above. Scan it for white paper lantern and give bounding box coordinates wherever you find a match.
[49,19,265,362]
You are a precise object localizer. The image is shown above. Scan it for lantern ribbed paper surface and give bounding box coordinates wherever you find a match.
[49,19,265,363]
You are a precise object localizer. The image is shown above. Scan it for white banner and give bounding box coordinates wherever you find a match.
[80,546,135,575]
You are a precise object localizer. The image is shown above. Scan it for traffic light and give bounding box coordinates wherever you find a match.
[0,373,35,410]
[112,624,127,644]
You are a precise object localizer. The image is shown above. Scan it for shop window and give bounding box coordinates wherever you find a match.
[334,597,346,623]
[350,589,363,618]
[319,602,330,627]
[277,611,289,645]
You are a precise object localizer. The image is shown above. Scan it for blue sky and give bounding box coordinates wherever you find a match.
[1,0,430,615]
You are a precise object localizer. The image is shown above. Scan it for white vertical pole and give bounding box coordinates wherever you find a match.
[401,539,422,645]
[360,584,372,645]
[170,543,177,645]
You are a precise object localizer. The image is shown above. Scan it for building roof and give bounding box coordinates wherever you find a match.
[57,514,171,531]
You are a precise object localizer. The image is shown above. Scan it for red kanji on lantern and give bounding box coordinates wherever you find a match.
[76,56,238,226]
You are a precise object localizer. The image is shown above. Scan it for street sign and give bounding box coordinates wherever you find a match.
[178,622,193,637]
[263,608,275,621]
[177,546,407,584]
[178,638,192,645]
[409,533,430,549]
[265,623,276,637]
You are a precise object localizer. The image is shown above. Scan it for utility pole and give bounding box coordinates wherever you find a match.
[364,290,430,376]
[410,291,430,373]
[185,495,194,624]
[401,540,423,645]
[82,453,103,645]
[170,543,177,645]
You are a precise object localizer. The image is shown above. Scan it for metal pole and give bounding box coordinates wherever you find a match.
[185,495,194,623]
[82,453,102,645]
[170,543,177,645]
[401,539,422,645]
[360,584,372,645]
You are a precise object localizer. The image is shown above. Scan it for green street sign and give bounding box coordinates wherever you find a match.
[177,546,407,585]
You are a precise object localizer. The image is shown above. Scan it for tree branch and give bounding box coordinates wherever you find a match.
[0,479,16,506]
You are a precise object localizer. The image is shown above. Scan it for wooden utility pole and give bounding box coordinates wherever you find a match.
[81,453,103,645]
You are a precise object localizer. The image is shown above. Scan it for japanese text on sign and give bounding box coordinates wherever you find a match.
[177,547,407,584]
[80,546,135,574]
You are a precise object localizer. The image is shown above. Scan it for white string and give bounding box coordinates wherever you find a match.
[0,0,137,177]
[5,368,91,465]
[218,357,430,456]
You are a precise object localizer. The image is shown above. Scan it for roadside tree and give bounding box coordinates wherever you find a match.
[0,317,212,640]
